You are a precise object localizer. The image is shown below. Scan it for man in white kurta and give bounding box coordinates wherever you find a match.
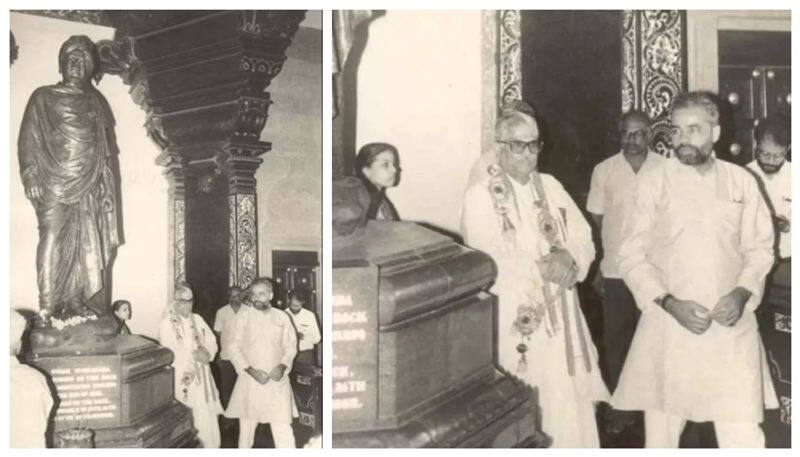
[10,311,54,448]
[284,288,321,364]
[462,101,608,447]
[615,91,778,448]
[226,278,298,448]
[159,285,223,448]
[746,117,791,279]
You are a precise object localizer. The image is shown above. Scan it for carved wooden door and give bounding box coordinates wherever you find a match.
[717,31,790,166]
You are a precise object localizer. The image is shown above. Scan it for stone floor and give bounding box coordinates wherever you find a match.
[218,417,316,448]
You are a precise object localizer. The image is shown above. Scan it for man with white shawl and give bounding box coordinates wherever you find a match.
[462,101,608,447]
[159,283,223,448]
[614,91,777,447]
[225,277,298,448]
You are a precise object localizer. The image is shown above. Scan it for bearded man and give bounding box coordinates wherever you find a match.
[614,91,778,447]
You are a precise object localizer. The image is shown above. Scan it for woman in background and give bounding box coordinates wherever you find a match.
[112,300,132,335]
[355,142,401,221]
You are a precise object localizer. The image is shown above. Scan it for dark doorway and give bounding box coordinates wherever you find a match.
[717,30,790,166]
[272,249,322,447]
[520,10,623,206]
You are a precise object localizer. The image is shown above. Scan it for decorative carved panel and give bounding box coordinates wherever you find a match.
[229,194,258,289]
[498,10,522,106]
[622,10,687,156]
[173,198,186,285]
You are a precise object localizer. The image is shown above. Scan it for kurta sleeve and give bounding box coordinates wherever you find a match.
[213,308,222,333]
[618,171,669,313]
[196,314,218,360]
[305,311,322,346]
[546,175,596,282]
[737,175,776,311]
[586,163,605,216]
[37,373,54,425]
[461,183,504,257]
[280,314,299,370]
[229,310,250,375]
[158,317,178,352]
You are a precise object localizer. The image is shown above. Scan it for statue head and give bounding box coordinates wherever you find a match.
[58,35,99,86]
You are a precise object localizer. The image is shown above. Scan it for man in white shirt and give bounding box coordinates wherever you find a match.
[614,91,777,448]
[746,117,791,287]
[10,310,54,448]
[225,278,298,448]
[587,110,666,395]
[213,285,243,418]
[284,288,321,365]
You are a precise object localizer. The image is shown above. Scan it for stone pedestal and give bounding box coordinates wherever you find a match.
[332,221,540,447]
[26,335,198,448]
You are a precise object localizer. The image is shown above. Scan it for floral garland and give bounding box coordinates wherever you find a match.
[487,163,570,376]
[169,311,203,401]
[487,163,517,251]
[51,314,97,330]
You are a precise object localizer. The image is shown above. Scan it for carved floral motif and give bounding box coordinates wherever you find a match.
[622,10,685,156]
[498,10,522,105]
[229,194,257,289]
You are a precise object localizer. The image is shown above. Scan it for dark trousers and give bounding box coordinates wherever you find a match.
[601,277,640,393]
[217,359,237,409]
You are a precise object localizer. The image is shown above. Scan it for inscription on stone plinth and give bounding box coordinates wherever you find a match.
[35,355,121,430]
[332,266,378,432]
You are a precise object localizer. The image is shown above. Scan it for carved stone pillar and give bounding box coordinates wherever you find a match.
[621,10,687,156]
[226,143,267,290]
[157,152,187,299]
[101,10,304,321]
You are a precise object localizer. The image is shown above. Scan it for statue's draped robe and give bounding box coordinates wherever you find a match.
[18,83,120,314]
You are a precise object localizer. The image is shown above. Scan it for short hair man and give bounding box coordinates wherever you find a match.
[747,116,791,263]
[224,278,299,448]
[614,91,777,447]
[10,311,54,448]
[284,288,321,365]
[587,110,666,433]
[213,286,243,421]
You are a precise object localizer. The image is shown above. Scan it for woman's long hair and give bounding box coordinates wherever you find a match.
[354,142,399,220]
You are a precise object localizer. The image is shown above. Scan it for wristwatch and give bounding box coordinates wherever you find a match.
[654,293,673,309]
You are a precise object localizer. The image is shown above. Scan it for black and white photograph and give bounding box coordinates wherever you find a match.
[331,10,791,448]
[9,9,322,448]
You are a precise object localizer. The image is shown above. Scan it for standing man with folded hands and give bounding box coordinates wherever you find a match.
[614,91,778,448]
[225,278,299,448]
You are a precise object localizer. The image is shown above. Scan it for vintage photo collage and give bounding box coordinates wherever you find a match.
[4,6,795,451]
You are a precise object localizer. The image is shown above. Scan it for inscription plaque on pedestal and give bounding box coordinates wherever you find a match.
[333,221,539,447]
[332,265,379,432]
[48,358,122,427]
[27,335,196,447]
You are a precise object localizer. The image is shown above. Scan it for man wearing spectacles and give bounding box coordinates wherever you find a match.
[747,117,791,263]
[586,110,666,436]
[462,101,608,447]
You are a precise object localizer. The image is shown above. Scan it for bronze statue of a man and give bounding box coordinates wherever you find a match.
[18,35,121,323]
